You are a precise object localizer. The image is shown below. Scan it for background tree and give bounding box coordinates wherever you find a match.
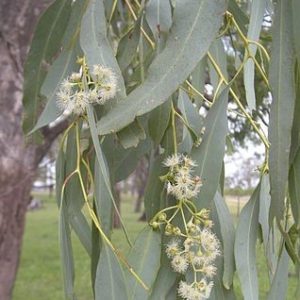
[0,1,67,298]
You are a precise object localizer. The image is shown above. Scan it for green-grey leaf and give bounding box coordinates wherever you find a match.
[258,174,276,277]
[59,203,75,300]
[32,44,81,132]
[191,57,207,107]
[289,148,300,226]
[117,19,141,72]
[102,134,151,182]
[191,87,228,209]
[31,0,89,132]
[209,39,228,89]
[95,243,128,300]
[243,0,266,111]
[80,0,126,97]
[127,227,161,299]
[177,90,203,153]
[210,200,236,300]
[145,0,172,37]
[228,0,248,35]
[292,0,300,62]
[148,250,177,300]
[214,191,235,289]
[144,156,165,220]
[148,100,172,146]
[23,0,72,133]
[266,249,289,300]
[289,65,300,163]
[98,0,226,134]
[269,0,296,221]
[117,119,146,149]
[234,184,260,300]
[94,158,113,235]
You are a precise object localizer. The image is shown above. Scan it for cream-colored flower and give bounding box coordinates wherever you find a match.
[178,281,193,299]
[201,264,217,278]
[97,81,117,102]
[171,255,189,273]
[163,154,181,168]
[88,88,99,103]
[165,239,180,258]
[69,72,81,82]
[194,279,214,299]
[72,91,89,115]
[56,90,72,112]
[182,155,197,168]
[60,79,73,92]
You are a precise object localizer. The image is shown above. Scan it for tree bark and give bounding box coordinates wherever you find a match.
[0,0,65,298]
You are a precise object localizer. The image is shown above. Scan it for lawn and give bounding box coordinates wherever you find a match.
[13,193,298,299]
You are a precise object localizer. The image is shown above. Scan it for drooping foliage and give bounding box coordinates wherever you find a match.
[23,0,300,299]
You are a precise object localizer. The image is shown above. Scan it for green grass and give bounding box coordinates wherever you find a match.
[13,193,298,299]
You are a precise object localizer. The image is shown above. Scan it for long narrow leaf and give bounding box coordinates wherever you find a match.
[127,227,161,299]
[98,0,226,134]
[234,184,260,300]
[80,0,126,97]
[269,0,296,221]
[243,0,267,111]
[95,243,128,300]
[23,0,72,133]
[191,87,229,209]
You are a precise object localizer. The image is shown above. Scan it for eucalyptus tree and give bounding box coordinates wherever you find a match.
[5,0,300,299]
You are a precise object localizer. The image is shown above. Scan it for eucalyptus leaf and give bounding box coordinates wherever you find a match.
[117,119,146,149]
[258,174,276,277]
[127,227,161,299]
[289,148,300,227]
[32,44,81,132]
[228,0,248,35]
[209,39,228,89]
[243,0,267,111]
[144,156,166,220]
[98,0,226,134]
[145,0,172,37]
[31,0,89,132]
[266,249,289,300]
[23,0,72,133]
[95,243,128,300]
[268,0,296,221]
[191,58,207,107]
[94,158,113,235]
[214,191,235,289]
[80,0,126,97]
[191,87,229,209]
[148,249,177,300]
[117,18,141,72]
[148,100,172,146]
[234,184,260,300]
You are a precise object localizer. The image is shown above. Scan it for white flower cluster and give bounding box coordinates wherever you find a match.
[163,154,202,200]
[56,64,117,115]
[178,279,213,300]
[165,222,220,298]
[151,154,221,300]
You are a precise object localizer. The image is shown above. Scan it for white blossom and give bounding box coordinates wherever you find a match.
[171,255,189,273]
[165,239,181,258]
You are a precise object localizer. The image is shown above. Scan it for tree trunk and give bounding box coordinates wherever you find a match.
[0,1,65,298]
[0,176,33,299]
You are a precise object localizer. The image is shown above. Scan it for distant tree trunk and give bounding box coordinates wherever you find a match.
[0,1,66,299]
[113,183,122,228]
[133,157,149,217]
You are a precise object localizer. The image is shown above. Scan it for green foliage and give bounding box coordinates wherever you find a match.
[23,0,72,134]
[23,0,300,298]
